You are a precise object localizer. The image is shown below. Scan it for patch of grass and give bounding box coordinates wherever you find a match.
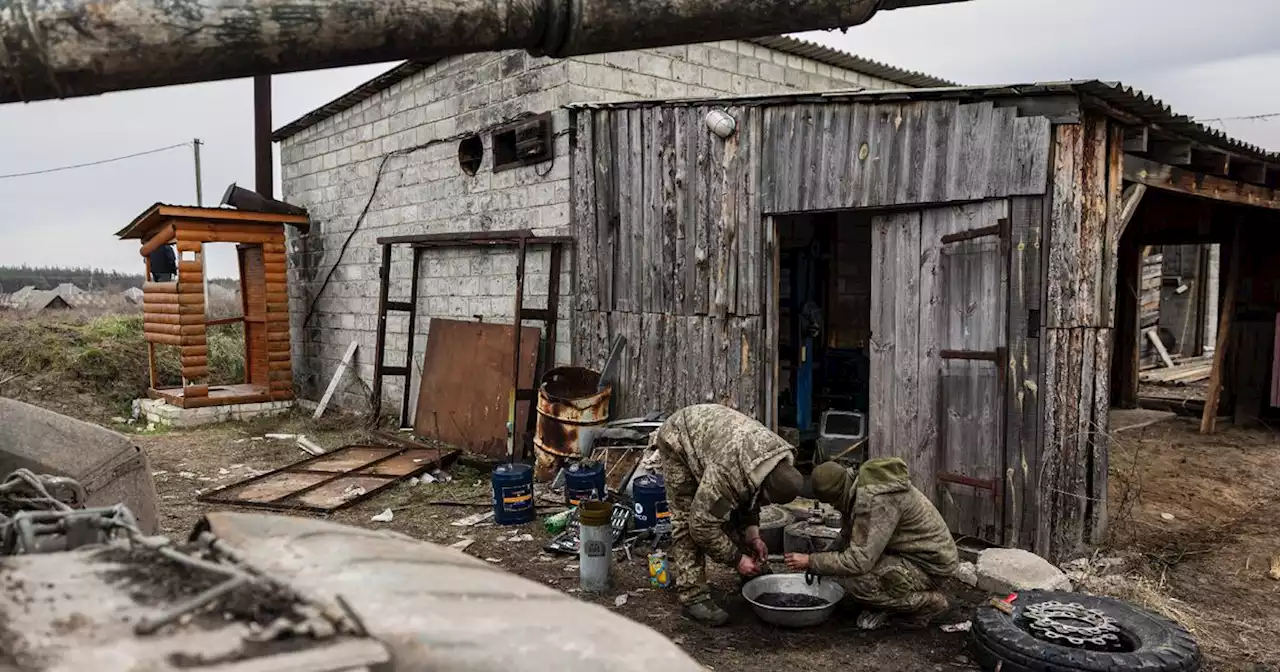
[0,312,246,409]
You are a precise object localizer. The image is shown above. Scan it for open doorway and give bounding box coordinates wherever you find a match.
[774,212,873,446]
[201,243,249,391]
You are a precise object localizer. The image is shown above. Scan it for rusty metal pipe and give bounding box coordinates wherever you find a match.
[0,0,964,104]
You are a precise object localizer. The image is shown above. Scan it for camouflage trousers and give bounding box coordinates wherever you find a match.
[659,443,749,605]
[837,554,941,614]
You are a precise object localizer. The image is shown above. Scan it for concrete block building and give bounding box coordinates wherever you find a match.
[275,37,950,412]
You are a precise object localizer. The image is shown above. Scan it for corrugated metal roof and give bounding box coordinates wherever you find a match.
[272,38,952,142]
[571,79,1280,166]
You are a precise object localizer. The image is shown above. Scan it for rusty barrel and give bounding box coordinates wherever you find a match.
[533,367,612,482]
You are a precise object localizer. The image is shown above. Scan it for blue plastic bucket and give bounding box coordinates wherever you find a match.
[564,461,606,506]
[631,474,670,533]
[491,463,535,525]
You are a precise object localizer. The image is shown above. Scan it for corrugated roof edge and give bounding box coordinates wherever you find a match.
[271,37,953,142]
[570,79,1279,165]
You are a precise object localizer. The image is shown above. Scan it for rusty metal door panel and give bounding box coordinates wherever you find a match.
[413,319,541,458]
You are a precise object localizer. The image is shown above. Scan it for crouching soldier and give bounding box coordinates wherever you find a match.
[654,404,803,626]
[785,458,958,629]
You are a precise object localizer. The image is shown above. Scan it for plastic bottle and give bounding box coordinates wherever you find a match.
[578,501,612,592]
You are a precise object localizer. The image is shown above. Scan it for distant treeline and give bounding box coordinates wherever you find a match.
[0,266,239,293]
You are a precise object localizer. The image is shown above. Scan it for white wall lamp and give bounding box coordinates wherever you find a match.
[705,109,737,139]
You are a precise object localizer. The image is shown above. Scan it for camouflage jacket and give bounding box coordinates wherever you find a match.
[808,458,958,578]
[657,404,795,566]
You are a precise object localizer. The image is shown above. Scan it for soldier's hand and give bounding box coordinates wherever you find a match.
[749,536,769,562]
[784,552,811,571]
[736,555,763,577]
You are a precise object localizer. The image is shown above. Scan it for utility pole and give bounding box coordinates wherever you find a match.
[192,138,204,206]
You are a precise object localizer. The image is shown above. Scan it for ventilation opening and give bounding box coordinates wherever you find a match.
[493,112,553,172]
[458,136,483,175]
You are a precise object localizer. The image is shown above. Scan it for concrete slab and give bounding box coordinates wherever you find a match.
[140,398,294,428]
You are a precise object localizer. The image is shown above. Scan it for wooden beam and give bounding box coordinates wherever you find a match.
[1231,161,1268,186]
[139,224,176,257]
[1115,183,1147,240]
[1147,140,1191,166]
[1190,148,1230,176]
[314,341,357,420]
[1201,224,1242,434]
[1123,154,1280,211]
[1145,328,1175,368]
[1122,127,1149,153]
[992,95,1081,123]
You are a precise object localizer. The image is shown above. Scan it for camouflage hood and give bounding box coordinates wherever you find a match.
[828,457,912,512]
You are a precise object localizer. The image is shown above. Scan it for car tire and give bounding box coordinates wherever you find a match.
[970,590,1201,672]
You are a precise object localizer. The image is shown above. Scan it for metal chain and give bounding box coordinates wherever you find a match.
[1023,600,1124,650]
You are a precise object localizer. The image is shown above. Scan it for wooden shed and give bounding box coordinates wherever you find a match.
[116,205,309,408]
[567,81,1280,561]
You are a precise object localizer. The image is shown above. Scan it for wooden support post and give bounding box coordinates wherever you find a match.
[1145,328,1175,368]
[1201,224,1242,434]
[1115,183,1147,240]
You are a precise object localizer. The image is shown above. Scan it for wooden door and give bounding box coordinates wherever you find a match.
[869,200,1010,545]
[238,245,269,388]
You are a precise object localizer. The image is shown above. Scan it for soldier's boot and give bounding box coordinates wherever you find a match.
[683,598,731,627]
[904,591,950,628]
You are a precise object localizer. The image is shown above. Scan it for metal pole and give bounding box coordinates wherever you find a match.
[192,139,203,206]
[0,0,963,104]
[253,77,273,197]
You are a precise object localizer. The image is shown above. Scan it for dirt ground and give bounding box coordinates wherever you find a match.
[13,397,1277,671]
[131,413,983,672]
[1105,417,1280,671]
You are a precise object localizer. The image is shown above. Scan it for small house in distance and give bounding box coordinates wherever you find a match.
[116,204,309,408]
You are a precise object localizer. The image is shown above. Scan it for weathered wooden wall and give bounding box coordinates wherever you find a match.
[571,104,766,418]
[1039,112,1122,561]
[761,100,1052,214]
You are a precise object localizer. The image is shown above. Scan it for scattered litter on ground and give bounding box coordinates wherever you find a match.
[151,471,168,477]
[264,433,297,440]
[232,438,247,444]
[505,533,534,543]
[370,508,394,523]
[230,463,244,469]
[297,435,325,456]
[1269,555,1280,581]
[1161,512,1176,521]
[563,564,579,572]
[340,484,367,502]
[940,621,971,633]
[250,437,265,442]
[485,557,501,563]
[614,594,628,607]
[449,539,475,551]
[451,511,495,527]
[955,561,978,587]
[407,477,420,486]
[177,471,196,479]
[418,472,437,484]
[111,416,127,424]
[538,555,553,562]
[217,468,230,475]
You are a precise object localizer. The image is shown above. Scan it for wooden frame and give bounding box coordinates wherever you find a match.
[119,204,307,408]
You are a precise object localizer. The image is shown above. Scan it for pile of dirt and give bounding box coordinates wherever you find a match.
[0,313,244,420]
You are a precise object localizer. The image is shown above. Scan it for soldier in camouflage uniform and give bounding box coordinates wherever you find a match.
[655,404,803,626]
[785,458,957,629]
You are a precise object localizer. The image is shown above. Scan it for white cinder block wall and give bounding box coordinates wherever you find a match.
[280,41,903,414]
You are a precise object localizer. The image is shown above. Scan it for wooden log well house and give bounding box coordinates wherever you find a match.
[567,81,1280,561]
[117,205,310,408]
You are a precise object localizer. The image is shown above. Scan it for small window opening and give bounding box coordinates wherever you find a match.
[492,113,553,172]
[458,136,483,175]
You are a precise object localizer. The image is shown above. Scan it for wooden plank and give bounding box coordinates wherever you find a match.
[869,212,899,457]
[920,100,956,204]
[865,104,897,207]
[642,107,658,315]
[677,316,693,410]
[614,110,633,313]
[899,102,928,206]
[593,111,615,312]
[1008,116,1053,197]
[845,103,872,208]
[1115,183,1147,240]
[738,106,760,317]
[672,109,689,314]
[1071,328,1097,551]
[1202,225,1241,433]
[1006,197,1041,547]
[175,229,282,245]
[182,366,209,380]
[822,105,850,211]
[693,108,711,315]
[1077,114,1110,329]
[1124,154,1280,211]
[739,316,760,418]
[889,210,922,488]
[662,313,678,414]
[985,106,1018,199]
[660,106,678,317]
[572,110,598,314]
[718,109,741,317]
[954,102,995,201]
[759,107,778,214]
[763,216,779,428]
[1144,328,1175,368]
[629,109,645,315]
[796,104,817,213]
[139,224,176,257]
[1047,124,1084,328]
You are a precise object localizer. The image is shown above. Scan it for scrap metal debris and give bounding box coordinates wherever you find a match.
[451,511,495,527]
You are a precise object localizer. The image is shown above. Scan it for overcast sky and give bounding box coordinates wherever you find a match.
[1,0,1277,278]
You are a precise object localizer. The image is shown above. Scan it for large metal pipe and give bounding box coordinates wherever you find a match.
[0,0,964,104]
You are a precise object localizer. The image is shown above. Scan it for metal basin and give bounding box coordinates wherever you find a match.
[742,573,844,628]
